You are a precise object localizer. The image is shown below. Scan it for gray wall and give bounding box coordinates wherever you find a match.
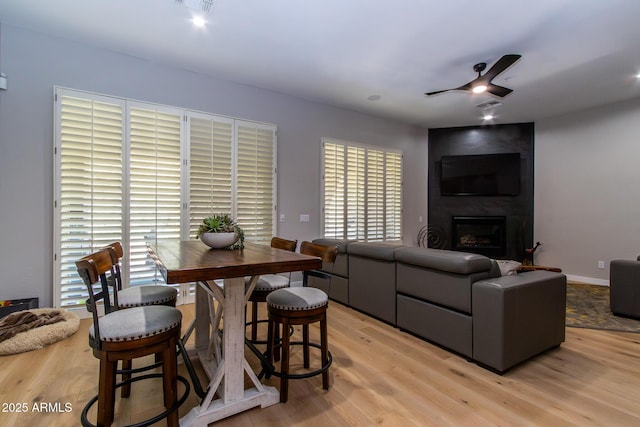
[535,97,640,285]
[3,23,637,307]
[0,24,428,307]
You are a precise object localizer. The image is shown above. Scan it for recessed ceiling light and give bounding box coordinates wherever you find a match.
[367,94,381,101]
[636,72,640,79]
[483,113,494,121]
[192,16,206,27]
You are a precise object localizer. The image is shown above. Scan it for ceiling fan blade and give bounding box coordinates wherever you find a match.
[425,89,452,96]
[482,54,521,82]
[426,79,476,96]
[486,84,513,97]
[455,82,473,92]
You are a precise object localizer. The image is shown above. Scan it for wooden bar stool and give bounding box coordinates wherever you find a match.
[76,248,189,427]
[265,241,337,403]
[103,241,178,398]
[245,237,297,343]
[103,242,177,310]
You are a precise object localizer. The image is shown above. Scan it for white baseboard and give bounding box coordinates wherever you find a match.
[296,276,610,288]
[566,274,609,287]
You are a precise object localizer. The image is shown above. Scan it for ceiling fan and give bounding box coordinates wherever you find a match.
[425,54,521,98]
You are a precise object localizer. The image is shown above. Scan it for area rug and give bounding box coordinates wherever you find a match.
[566,283,640,333]
[0,308,80,355]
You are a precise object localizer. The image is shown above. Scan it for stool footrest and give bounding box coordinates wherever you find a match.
[81,374,190,427]
[266,341,332,379]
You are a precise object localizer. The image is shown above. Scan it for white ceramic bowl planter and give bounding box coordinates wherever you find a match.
[200,232,238,249]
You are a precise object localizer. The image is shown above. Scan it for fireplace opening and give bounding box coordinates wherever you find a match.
[451,216,506,258]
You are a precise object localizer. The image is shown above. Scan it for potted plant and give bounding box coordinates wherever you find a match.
[196,214,245,249]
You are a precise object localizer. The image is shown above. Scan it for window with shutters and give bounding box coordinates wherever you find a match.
[235,121,276,245]
[128,103,183,291]
[53,88,277,310]
[321,138,402,242]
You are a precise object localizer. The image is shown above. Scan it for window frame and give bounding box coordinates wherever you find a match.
[53,87,277,310]
[321,137,403,242]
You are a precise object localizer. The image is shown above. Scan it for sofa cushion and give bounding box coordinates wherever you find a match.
[394,247,492,275]
[397,294,472,357]
[397,263,492,313]
[347,242,402,261]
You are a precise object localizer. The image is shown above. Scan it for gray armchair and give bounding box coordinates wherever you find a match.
[610,259,640,319]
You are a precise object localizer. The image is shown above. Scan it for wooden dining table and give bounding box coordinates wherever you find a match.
[147,239,321,426]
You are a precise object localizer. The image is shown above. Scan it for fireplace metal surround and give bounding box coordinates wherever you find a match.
[451,216,507,258]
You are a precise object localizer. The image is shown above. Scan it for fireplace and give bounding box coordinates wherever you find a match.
[451,216,506,258]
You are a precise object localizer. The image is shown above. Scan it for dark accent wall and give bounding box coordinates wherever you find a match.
[428,123,534,261]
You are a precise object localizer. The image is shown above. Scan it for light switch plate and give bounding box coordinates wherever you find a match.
[299,214,310,223]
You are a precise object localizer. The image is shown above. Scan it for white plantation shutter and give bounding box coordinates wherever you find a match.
[128,104,182,288]
[187,113,234,238]
[322,142,345,238]
[321,138,402,242]
[235,121,276,244]
[385,151,403,240]
[367,149,385,241]
[346,146,366,240]
[54,88,277,309]
[54,91,124,308]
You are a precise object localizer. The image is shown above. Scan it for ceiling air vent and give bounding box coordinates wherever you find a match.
[476,100,502,109]
[175,0,213,13]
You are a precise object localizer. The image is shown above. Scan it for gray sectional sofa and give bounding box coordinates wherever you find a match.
[307,239,567,373]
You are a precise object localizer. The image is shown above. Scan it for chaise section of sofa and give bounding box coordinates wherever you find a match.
[472,270,566,372]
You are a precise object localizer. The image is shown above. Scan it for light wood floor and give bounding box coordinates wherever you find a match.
[1,301,640,426]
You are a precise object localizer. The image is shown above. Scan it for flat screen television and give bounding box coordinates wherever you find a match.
[440,153,521,196]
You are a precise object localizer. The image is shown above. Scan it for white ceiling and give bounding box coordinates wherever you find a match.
[1,0,640,128]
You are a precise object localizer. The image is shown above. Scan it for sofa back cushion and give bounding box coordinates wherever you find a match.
[394,247,492,274]
[397,263,492,314]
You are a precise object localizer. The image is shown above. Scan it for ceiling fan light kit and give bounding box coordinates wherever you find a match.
[426,54,521,98]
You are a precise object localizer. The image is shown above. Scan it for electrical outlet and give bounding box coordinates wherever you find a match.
[598,260,605,269]
[279,213,285,223]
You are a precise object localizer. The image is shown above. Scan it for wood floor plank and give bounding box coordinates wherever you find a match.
[1,301,640,426]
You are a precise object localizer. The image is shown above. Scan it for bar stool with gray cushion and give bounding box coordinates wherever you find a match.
[265,241,337,403]
[76,248,188,427]
[245,237,297,343]
[103,242,177,310]
[103,241,178,398]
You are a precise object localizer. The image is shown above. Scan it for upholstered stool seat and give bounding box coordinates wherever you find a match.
[89,305,182,344]
[104,242,178,310]
[267,287,329,311]
[115,285,178,309]
[248,274,291,291]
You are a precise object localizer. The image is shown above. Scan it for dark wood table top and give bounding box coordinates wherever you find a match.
[147,240,322,284]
